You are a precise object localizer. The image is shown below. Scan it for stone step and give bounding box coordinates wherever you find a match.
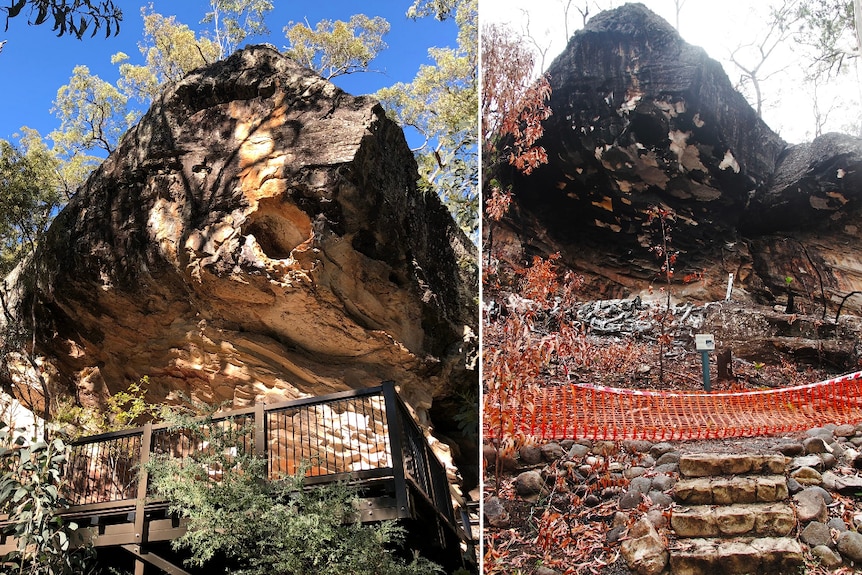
[679,452,787,478]
[671,503,795,538]
[669,537,803,575]
[673,475,788,505]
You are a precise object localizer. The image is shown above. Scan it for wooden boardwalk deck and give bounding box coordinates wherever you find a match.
[0,382,468,574]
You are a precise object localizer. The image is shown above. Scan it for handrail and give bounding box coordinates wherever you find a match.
[389,386,457,527]
[57,382,456,528]
[68,384,389,446]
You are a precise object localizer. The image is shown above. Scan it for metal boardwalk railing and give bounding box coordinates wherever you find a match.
[1,382,465,574]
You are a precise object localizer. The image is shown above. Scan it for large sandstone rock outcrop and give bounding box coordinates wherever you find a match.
[4,45,477,475]
[491,3,862,314]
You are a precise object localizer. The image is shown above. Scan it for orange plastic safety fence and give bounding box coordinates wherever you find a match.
[484,371,862,441]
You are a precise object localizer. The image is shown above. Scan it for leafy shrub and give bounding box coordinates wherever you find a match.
[146,416,443,575]
[0,422,94,575]
[53,376,173,439]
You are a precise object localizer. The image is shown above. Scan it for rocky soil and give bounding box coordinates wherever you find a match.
[483,274,862,572]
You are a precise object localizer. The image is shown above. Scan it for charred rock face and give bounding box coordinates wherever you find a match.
[743,133,862,234]
[4,45,478,484]
[492,3,862,313]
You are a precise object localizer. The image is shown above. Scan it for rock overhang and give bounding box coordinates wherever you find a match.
[3,44,478,482]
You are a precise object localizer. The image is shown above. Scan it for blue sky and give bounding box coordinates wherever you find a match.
[0,1,458,144]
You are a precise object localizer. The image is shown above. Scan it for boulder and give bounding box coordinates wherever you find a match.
[621,517,668,575]
[834,424,857,438]
[489,3,862,323]
[540,441,566,461]
[484,496,511,529]
[514,470,546,500]
[790,466,823,486]
[619,490,643,510]
[800,521,833,548]
[811,545,843,568]
[837,531,862,563]
[629,476,653,495]
[2,46,478,478]
[519,445,543,465]
[790,455,823,471]
[803,437,830,454]
[833,474,862,495]
[743,133,862,234]
[793,488,828,523]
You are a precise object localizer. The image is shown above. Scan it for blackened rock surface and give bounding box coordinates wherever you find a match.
[503,3,783,261]
[743,132,862,233]
[491,4,862,315]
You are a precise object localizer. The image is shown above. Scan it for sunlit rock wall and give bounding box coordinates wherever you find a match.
[2,45,477,481]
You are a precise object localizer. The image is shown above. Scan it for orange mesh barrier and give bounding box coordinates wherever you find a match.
[484,371,862,441]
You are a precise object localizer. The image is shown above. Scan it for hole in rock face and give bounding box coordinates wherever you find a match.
[243,198,312,259]
[630,113,667,148]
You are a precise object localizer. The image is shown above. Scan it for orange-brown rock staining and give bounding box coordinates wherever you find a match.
[2,46,477,484]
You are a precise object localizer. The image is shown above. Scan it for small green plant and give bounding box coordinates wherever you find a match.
[52,399,103,439]
[105,376,169,429]
[53,377,169,438]
[452,385,479,442]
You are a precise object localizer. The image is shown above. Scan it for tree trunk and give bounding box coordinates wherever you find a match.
[854,0,862,59]
[717,349,733,381]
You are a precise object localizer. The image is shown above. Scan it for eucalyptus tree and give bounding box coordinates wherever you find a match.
[203,0,273,58]
[749,0,861,136]
[1,0,121,39]
[113,7,221,108]
[0,136,62,277]
[51,64,129,156]
[376,0,478,238]
[0,135,64,429]
[788,0,860,74]
[284,14,390,80]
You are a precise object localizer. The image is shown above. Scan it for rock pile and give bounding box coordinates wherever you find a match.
[492,293,862,373]
[574,298,699,336]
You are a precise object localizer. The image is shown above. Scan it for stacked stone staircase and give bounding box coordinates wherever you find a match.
[668,453,804,574]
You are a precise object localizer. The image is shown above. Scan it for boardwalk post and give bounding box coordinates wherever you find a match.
[382,381,409,517]
[254,402,265,459]
[133,422,152,575]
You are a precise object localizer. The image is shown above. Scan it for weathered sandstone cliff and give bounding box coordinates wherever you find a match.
[3,45,477,481]
[490,4,862,316]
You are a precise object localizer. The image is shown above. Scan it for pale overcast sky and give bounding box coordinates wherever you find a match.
[482,0,862,144]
